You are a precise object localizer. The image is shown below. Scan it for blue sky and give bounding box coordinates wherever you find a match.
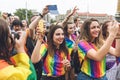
[0,0,118,15]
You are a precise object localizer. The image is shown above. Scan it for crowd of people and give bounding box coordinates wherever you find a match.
[0,5,120,80]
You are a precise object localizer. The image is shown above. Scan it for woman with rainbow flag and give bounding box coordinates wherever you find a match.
[0,18,37,80]
[63,21,78,80]
[76,18,120,80]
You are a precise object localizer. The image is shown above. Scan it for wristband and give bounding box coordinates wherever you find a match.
[39,13,43,18]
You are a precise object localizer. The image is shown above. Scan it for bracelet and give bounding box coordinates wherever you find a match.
[66,16,70,19]
[39,13,43,18]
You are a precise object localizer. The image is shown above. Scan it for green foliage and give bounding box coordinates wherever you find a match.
[14,9,33,24]
[50,19,56,23]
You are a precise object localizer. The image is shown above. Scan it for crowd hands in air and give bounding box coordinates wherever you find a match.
[0,5,120,80]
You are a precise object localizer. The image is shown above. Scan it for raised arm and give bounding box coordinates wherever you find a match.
[31,26,44,63]
[87,21,119,61]
[29,6,49,38]
[61,6,78,27]
[109,24,120,57]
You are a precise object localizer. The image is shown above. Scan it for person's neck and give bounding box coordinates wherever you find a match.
[56,45,60,49]
[54,43,60,49]
[91,38,95,43]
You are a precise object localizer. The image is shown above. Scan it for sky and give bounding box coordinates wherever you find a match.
[0,0,118,16]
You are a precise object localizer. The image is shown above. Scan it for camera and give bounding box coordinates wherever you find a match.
[11,32,20,39]
[10,32,20,55]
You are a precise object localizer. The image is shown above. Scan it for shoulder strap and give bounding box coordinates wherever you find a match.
[42,50,48,63]
[116,57,119,66]
[80,60,84,70]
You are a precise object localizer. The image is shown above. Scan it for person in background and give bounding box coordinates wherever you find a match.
[1,12,9,21]
[61,6,79,80]
[77,18,120,80]
[29,6,49,80]
[74,17,81,37]
[14,15,20,20]
[0,18,37,80]
[63,21,78,80]
[11,19,23,32]
[8,15,15,27]
[21,19,29,31]
[102,20,120,80]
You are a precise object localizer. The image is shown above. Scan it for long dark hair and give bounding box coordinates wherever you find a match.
[0,18,15,64]
[102,21,111,40]
[63,22,73,38]
[47,25,68,56]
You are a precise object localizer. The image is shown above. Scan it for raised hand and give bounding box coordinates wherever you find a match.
[14,31,26,53]
[41,6,49,16]
[62,58,71,68]
[68,6,79,17]
[36,26,44,42]
[108,21,119,38]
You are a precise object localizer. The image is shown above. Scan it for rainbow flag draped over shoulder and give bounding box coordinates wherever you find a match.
[0,53,37,80]
[65,34,77,55]
[65,37,74,55]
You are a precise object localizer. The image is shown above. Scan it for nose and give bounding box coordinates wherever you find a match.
[60,34,64,38]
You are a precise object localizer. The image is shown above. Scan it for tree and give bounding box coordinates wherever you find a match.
[50,19,56,23]
[14,9,33,24]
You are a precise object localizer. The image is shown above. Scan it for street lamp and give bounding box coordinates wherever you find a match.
[25,0,28,22]
[115,0,120,22]
[86,0,89,19]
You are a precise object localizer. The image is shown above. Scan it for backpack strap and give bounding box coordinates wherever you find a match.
[80,60,84,70]
[116,57,120,66]
[42,50,48,63]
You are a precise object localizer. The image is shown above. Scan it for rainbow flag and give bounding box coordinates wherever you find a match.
[0,53,37,80]
[65,37,74,55]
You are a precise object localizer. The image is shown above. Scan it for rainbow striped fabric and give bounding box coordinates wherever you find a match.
[65,34,76,55]
[40,44,70,76]
[78,40,106,78]
[65,37,74,55]
[0,53,37,80]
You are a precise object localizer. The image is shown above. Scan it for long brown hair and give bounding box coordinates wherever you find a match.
[63,22,73,38]
[102,21,111,40]
[0,18,14,64]
[80,18,103,48]
[47,25,68,56]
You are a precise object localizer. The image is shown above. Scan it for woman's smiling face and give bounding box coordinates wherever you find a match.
[53,28,64,47]
[90,21,100,40]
